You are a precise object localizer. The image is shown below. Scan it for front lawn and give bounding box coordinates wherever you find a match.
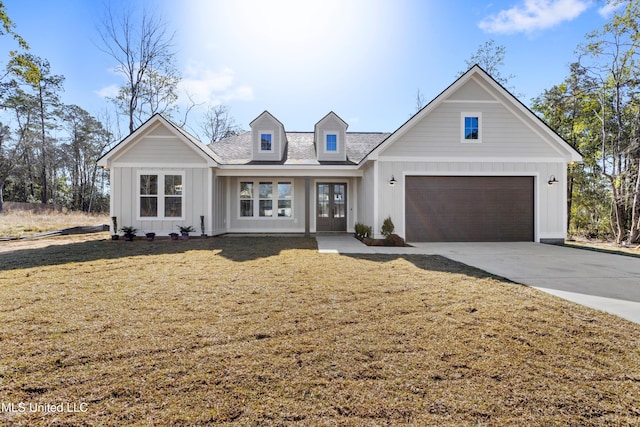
[0,235,639,426]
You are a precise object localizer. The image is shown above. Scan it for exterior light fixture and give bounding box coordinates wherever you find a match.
[548,175,558,186]
[389,175,397,186]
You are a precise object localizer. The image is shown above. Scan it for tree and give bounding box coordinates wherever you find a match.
[61,105,112,212]
[461,39,515,87]
[532,63,611,238]
[98,5,180,134]
[7,54,64,205]
[0,122,16,213]
[574,0,640,244]
[199,104,242,143]
[0,0,29,83]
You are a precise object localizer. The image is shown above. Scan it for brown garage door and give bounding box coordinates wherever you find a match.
[405,176,534,242]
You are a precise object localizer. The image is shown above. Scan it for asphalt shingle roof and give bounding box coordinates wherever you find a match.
[209,131,390,165]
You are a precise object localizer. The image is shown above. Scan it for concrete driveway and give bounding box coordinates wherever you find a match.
[316,236,640,324]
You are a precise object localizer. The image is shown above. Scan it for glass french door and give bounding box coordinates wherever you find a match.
[316,183,347,231]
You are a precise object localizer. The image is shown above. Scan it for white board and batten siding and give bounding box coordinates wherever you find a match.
[374,161,567,242]
[107,124,216,236]
[370,77,573,242]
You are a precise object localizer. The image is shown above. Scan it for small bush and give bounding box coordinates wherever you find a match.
[381,216,395,238]
[355,223,372,239]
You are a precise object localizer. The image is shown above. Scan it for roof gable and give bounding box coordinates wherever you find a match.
[365,65,582,163]
[97,114,220,168]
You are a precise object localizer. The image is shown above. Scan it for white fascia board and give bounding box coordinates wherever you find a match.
[216,166,363,177]
[377,156,569,163]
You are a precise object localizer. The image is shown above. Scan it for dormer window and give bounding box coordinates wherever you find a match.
[326,133,337,152]
[461,112,482,143]
[260,133,273,151]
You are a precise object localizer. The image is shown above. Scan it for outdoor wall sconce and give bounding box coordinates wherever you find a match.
[389,175,397,186]
[548,175,558,186]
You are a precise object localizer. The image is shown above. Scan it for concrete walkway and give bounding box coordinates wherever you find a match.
[316,235,640,324]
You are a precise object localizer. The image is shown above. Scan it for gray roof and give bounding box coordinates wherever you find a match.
[209,131,390,165]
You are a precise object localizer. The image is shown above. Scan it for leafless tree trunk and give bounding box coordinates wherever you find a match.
[97,5,179,134]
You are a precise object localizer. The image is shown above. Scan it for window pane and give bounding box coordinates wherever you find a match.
[278,182,292,199]
[140,196,158,217]
[261,133,272,151]
[333,184,345,218]
[164,196,182,217]
[326,134,337,151]
[259,200,273,217]
[317,184,329,218]
[278,200,292,217]
[259,182,272,199]
[240,182,253,198]
[140,175,157,195]
[465,117,479,140]
[240,200,253,217]
[165,175,183,195]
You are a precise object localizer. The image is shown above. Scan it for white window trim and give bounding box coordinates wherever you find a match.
[137,170,186,221]
[259,131,275,152]
[323,131,339,153]
[238,179,294,219]
[461,112,482,144]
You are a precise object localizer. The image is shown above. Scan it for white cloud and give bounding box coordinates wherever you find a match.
[479,0,591,34]
[598,1,627,18]
[94,84,120,99]
[178,65,254,106]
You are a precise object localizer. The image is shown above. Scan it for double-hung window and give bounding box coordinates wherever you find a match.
[139,172,184,219]
[260,133,273,151]
[239,180,292,218]
[461,112,482,143]
[326,133,337,152]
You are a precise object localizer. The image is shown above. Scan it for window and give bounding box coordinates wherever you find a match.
[259,182,273,217]
[260,133,273,151]
[461,112,482,143]
[326,133,337,152]
[278,182,292,217]
[239,180,293,218]
[240,182,254,217]
[138,172,184,219]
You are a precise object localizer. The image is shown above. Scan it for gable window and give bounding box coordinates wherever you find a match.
[461,112,482,143]
[139,172,184,220]
[326,133,337,152]
[260,133,273,151]
[239,180,293,218]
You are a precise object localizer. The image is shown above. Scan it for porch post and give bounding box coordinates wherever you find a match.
[304,177,310,237]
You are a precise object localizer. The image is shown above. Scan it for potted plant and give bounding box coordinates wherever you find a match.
[178,225,195,240]
[169,232,179,241]
[145,232,156,241]
[120,226,137,241]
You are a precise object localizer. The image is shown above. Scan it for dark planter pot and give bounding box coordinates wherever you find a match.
[124,233,135,241]
[111,235,119,241]
[146,233,156,241]
[181,232,189,240]
[169,233,179,241]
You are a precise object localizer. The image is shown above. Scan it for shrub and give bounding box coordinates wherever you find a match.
[355,223,372,239]
[381,216,395,238]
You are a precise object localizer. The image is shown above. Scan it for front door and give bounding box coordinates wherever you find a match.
[316,183,347,231]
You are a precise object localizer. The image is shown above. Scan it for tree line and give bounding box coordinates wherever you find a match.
[0,2,240,214]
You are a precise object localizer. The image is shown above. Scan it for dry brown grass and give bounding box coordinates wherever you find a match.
[0,235,639,426]
[0,210,109,238]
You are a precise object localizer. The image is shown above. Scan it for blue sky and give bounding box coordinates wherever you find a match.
[1,0,624,137]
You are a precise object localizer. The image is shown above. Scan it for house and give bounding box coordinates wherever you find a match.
[97,65,582,243]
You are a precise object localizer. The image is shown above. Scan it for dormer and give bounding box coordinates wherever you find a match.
[314,111,348,162]
[250,111,286,161]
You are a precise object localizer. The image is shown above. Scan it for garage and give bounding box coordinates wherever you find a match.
[405,176,534,242]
